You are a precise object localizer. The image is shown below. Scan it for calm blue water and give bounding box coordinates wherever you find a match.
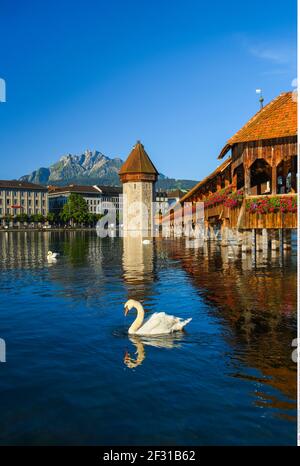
[0,231,297,445]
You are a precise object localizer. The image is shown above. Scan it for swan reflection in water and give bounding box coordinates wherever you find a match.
[124,333,184,369]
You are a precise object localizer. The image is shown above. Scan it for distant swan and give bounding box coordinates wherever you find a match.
[142,239,151,245]
[47,251,59,261]
[124,299,192,335]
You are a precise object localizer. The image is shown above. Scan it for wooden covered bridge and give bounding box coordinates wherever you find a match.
[162,91,297,251]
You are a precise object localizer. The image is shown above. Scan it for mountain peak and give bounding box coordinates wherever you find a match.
[59,153,73,162]
[20,149,123,186]
[19,148,198,190]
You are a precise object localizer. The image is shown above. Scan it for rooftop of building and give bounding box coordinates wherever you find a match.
[167,189,186,198]
[156,189,187,198]
[48,184,122,196]
[0,180,48,191]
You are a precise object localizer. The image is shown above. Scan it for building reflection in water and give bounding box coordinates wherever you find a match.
[0,231,50,269]
[163,237,297,413]
[47,231,123,305]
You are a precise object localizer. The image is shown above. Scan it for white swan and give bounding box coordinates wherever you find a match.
[142,239,151,245]
[124,299,192,335]
[47,251,59,261]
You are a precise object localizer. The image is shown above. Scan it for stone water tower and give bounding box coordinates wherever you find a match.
[119,141,158,236]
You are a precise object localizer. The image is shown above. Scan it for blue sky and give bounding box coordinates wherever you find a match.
[0,0,296,181]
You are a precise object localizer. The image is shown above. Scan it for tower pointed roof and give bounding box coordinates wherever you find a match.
[119,141,158,176]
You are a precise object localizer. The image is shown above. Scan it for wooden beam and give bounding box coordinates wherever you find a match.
[271,164,277,194]
[291,156,297,192]
[244,166,251,195]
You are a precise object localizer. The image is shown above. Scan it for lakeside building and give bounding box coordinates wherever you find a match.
[0,180,48,218]
[48,184,122,215]
[166,189,186,206]
[156,189,186,214]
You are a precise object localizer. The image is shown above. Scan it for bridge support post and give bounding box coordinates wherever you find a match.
[255,229,263,251]
[283,229,292,250]
[203,221,209,241]
[262,228,269,251]
[221,220,229,246]
[236,229,243,246]
[221,226,228,246]
[278,229,284,253]
[271,229,280,251]
[209,224,218,241]
[251,229,257,251]
[241,230,252,253]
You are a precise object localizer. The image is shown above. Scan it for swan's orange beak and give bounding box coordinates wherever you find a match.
[124,306,129,316]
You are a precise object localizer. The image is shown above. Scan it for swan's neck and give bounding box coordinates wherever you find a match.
[128,303,145,334]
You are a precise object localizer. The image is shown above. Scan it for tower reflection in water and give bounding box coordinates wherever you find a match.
[122,236,183,369]
[122,235,154,302]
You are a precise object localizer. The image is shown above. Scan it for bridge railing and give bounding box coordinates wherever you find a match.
[204,193,297,229]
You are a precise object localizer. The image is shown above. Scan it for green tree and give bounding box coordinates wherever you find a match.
[61,193,89,225]
[32,213,45,224]
[16,213,29,223]
[85,213,103,226]
[86,213,94,226]
[4,213,13,225]
[46,212,56,224]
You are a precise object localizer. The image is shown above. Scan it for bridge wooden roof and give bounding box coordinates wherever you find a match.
[179,156,232,204]
[218,91,297,159]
